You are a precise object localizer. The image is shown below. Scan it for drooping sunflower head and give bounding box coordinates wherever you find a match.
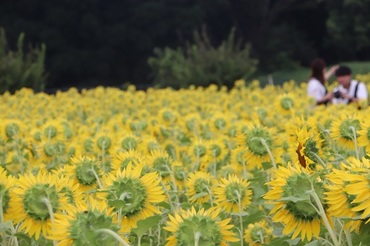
[40,119,64,140]
[65,156,102,192]
[46,203,124,246]
[0,119,25,140]
[236,126,275,169]
[164,207,239,246]
[111,149,145,173]
[330,114,362,149]
[358,120,370,153]
[7,171,68,239]
[100,163,165,232]
[185,171,215,204]
[0,166,16,220]
[115,134,141,153]
[214,175,252,213]
[264,164,323,241]
[93,131,114,154]
[244,220,273,246]
[275,93,296,114]
[146,149,173,180]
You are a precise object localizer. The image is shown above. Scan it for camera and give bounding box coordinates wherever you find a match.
[333,90,342,99]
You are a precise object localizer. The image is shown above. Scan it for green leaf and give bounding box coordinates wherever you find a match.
[280,196,309,203]
[230,211,249,217]
[192,192,208,200]
[132,215,162,238]
[0,221,12,232]
[243,210,266,225]
[262,162,273,170]
[14,232,32,246]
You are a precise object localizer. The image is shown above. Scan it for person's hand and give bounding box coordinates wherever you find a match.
[325,64,339,80]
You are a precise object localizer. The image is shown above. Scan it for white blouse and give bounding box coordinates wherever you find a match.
[307,78,327,101]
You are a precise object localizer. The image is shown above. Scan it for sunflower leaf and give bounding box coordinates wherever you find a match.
[192,192,208,200]
[0,221,12,232]
[132,215,162,238]
[230,211,249,217]
[280,196,309,203]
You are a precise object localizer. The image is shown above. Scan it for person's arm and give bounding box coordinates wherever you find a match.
[324,65,339,81]
[347,83,368,103]
[317,92,333,105]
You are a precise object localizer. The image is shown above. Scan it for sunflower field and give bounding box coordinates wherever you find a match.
[1,74,370,246]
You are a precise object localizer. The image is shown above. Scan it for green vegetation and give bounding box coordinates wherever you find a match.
[0,28,47,94]
[148,28,257,89]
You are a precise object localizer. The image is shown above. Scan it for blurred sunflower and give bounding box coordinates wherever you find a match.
[64,156,103,191]
[115,134,140,152]
[288,126,323,170]
[46,202,128,246]
[164,207,239,246]
[7,171,68,239]
[214,175,252,213]
[0,166,16,222]
[98,163,165,232]
[185,171,215,205]
[264,164,324,241]
[358,120,370,153]
[146,150,173,181]
[330,114,361,149]
[244,221,273,246]
[236,126,275,169]
[111,149,145,173]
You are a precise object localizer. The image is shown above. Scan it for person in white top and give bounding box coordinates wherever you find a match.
[332,66,368,105]
[307,58,339,105]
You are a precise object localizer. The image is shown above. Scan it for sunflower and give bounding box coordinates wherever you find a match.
[264,163,324,241]
[358,120,370,153]
[111,149,145,173]
[64,156,103,192]
[187,138,209,171]
[98,163,165,232]
[0,119,26,140]
[342,157,370,223]
[7,171,68,239]
[114,134,140,153]
[164,206,239,246]
[0,166,16,222]
[244,220,273,246]
[324,159,367,232]
[288,126,323,170]
[185,171,215,205]
[40,119,65,141]
[275,93,295,115]
[46,202,128,246]
[214,175,252,213]
[146,149,173,181]
[330,114,362,149]
[236,125,275,170]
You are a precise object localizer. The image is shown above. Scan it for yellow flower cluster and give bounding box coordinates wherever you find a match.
[0,78,369,245]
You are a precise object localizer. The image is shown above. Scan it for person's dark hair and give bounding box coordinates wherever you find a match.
[310,58,326,84]
[335,66,352,77]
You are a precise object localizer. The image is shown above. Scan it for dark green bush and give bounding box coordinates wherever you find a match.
[0,28,47,94]
[148,28,258,89]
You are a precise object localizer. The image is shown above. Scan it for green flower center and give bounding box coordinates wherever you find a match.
[225,183,245,204]
[303,138,320,162]
[121,137,138,151]
[84,138,94,152]
[209,144,222,158]
[194,179,210,194]
[214,118,226,130]
[75,160,100,186]
[5,123,20,139]
[280,97,294,110]
[23,183,60,221]
[193,145,207,158]
[283,174,322,221]
[165,144,177,159]
[246,128,272,156]
[97,136,111,150]
[44,126,58,139]
[153,157,171,178]
[176,215,222,245]
[107,178,147,217]
[69,210,120,246]
[0,184,10,213]
[162,111,176,123]
[339,119,360,140]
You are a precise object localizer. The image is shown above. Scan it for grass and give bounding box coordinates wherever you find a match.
[253,61,370,86]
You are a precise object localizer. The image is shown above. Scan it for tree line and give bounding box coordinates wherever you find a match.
[0,0,369,89]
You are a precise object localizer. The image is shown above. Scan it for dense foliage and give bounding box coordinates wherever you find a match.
[0,0,369,88]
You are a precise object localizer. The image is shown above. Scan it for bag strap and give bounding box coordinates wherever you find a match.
[354,80,360,98]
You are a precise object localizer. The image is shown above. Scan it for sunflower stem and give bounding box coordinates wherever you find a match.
[161,181,176,212]
[165,165,180,205]
[309,152,327,169]
[194,231,201,246]
[41,197,57,246]
[308,187,339,246]
[88,168,103,189]
[349,126,359,159]
[203,184,214,207]
[257,230,264,244]
[235,190,244,246]
[259,138,276,170]
[95,228,130,246]
[0,196,4,224]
